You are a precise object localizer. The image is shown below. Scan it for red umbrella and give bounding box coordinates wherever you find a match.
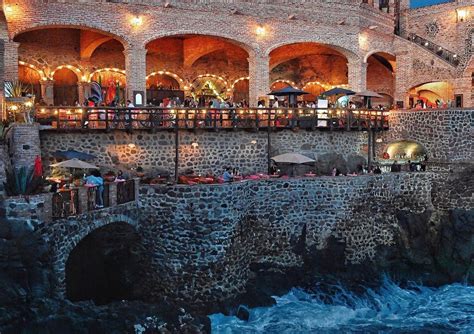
[33,155,43,177]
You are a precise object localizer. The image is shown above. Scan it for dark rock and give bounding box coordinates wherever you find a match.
[236,305,250,321]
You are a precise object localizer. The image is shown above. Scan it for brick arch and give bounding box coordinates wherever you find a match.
[0,11,8,41]
[50,214,138,297]
[12,24,130,49]
[363,50,396,63]
[18,61,47,81]
[51,65,83,81]
[143,30,259,57]
[265,39,360,63]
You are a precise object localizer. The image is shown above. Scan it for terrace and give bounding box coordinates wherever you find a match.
[34,107,390,132]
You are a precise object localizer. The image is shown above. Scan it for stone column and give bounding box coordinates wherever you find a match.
[124,46,147,105]
[40,80,55,106]
[8,124,41,171]
[108,182,117,207]
[452,75,472,108]
[4,41,19,82]
[248,52,269,107]
[77,82,87,105]
[394,51,410,108]
[347,59,367,93]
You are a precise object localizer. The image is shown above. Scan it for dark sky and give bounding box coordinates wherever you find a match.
[411,0,453,8]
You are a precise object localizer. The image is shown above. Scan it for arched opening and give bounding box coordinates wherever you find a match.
[146,72,183,105]
[146,34,249,106]
[232,78,249,103]
[14,27,126,106]
[366,52,396,108]
[90,70,126,105]
[408,81,453,108]
[383,140,427,161]
[53,68,78,106]
[66,222,148,305]
[18,64,42,102]
[302,82,325,101]
[269,42,349,104]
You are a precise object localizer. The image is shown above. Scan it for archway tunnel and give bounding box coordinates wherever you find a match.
[65,222,149,305]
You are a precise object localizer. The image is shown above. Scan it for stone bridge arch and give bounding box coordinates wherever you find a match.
[50,214,138,297]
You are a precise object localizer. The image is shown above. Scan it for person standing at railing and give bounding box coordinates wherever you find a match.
[85,170,104,208]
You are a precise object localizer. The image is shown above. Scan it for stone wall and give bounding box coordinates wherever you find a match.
[5,124,41,170]
[137,173,433,304]
[377,109,473,163]
[40,129,368,176]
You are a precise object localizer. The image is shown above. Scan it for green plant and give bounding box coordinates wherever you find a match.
[4,166,44,196]
[4,81,31,98]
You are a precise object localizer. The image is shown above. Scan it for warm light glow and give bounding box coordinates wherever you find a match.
[128,143,136,148]
[4,4,13,14]
[131,16,143,27]
[24,101,33,108]
[256,25,266,37]
[9,105,18,111]
[191,142,199,148]
[250,140,257,145]
[457,8,468,22]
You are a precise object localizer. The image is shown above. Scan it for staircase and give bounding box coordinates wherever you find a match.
[404,32,460,67]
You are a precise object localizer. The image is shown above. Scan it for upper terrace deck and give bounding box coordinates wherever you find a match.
[34,107,390,132]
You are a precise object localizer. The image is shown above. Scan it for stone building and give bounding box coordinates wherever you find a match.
[0,0,472,107]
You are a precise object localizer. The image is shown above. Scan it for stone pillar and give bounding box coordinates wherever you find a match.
[452,75,472,108]
[77,187,88,214]
[108,182,117,207]
[394,51,410,108]
[77,82,87,105]
[124,46,147,105]
[248,52,269,107]
[347,59,367,92]
[133,177,140,202]
[4,41,19,82]
[8,124,41,171]
[40,80,55,106]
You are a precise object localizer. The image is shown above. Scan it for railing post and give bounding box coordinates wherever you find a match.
[108,182,117,207]
[133,178,140,202]
[105,108,109,132]
[77,187,88,214]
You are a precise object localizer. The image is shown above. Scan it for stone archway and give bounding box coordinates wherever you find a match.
[65,221,149,305]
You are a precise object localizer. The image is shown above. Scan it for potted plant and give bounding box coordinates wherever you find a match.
[104,171,116,182]
[136,166,145,178]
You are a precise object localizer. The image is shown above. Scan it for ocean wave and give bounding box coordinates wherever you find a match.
[210,276,474,333]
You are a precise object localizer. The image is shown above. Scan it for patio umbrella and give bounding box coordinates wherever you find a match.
[50,158,98,169]
[271,153,315,164]
[322,87,356,96]
[268,87,309,107]
[355,90,383,108]
[53,150,97,161]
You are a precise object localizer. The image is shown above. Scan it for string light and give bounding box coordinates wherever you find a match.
[131,16,143,27]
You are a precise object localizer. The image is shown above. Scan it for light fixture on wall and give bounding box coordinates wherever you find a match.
[250,140,257,145]
[255,25,266,37]
[191,142,199,148]
[456,8,467,22]
[3,4,13,13]
[131,16,143,27]
[128,143,136,149]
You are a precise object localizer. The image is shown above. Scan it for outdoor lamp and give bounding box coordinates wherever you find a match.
[131,16,143,27]
[256,25,266,37]
[456,9,467,22]
[191,142,199,148]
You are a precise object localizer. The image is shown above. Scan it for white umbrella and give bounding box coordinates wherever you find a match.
[271,153,315,164]
[50,158,98,169]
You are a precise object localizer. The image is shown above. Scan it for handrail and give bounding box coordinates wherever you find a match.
[404,32,460,67]
[35,106,390,132]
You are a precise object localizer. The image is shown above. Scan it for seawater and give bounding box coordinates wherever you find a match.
[210,277,474,333]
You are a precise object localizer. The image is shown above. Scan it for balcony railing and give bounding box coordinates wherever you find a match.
[35,107,390,132]
[405,33,460,67]
[51,180,137,220]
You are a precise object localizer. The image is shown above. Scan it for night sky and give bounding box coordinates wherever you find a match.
[411,0,453,8]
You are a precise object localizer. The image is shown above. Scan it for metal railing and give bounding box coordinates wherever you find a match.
[52,188,79,219]
[117,180,135,205]
[35,107,390,131]
[405,33,460,67]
